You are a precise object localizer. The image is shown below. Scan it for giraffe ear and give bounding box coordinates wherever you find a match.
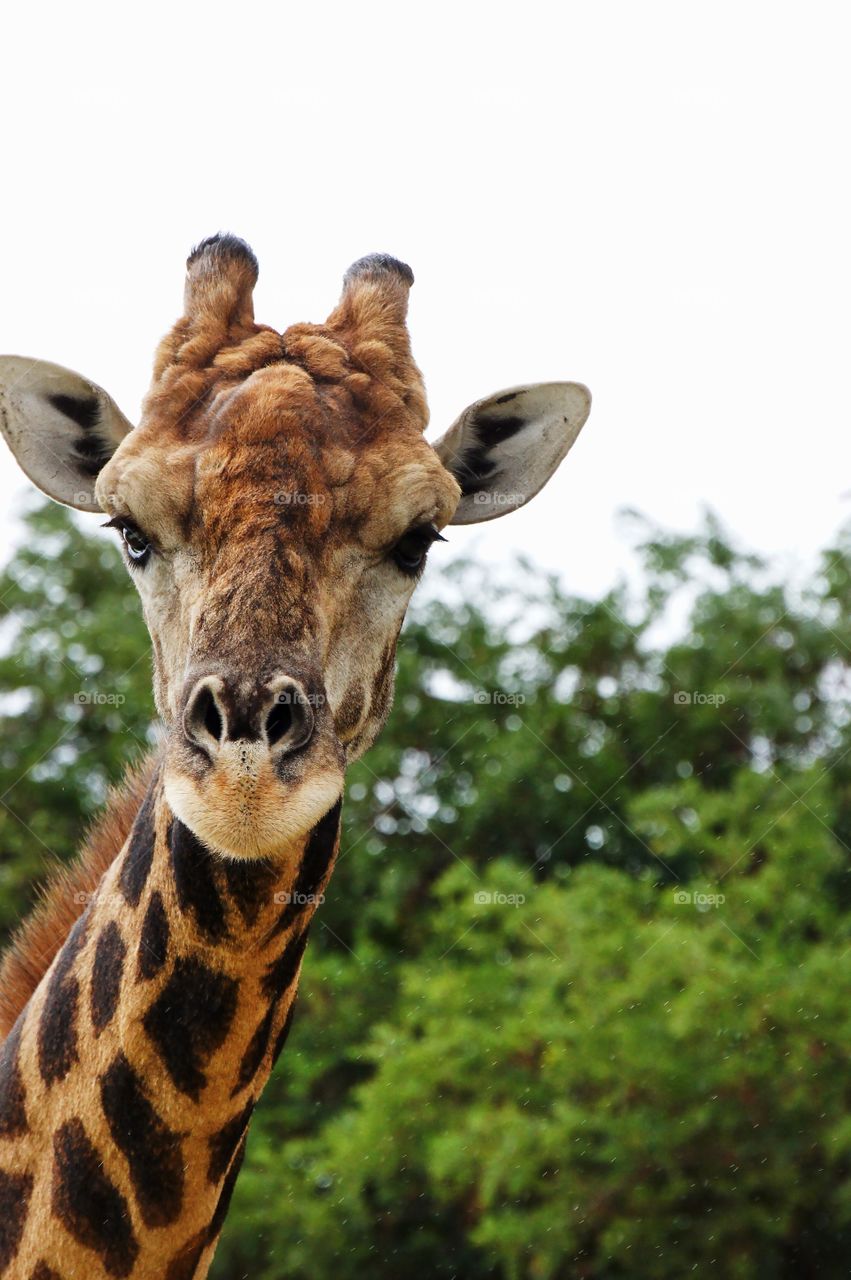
[0,357,134,512]
[432,382,591,525]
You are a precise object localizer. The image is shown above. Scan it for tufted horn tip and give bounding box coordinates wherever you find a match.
[182,232,259,329]
[187,233,259,283]
[343,254,414,289]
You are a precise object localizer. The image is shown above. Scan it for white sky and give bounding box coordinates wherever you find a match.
[1,1,849,599]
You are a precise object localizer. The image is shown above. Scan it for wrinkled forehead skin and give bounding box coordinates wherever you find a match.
[101,338,457,569]
[100,244,457,554]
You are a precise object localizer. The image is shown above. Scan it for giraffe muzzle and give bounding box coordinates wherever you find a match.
[182,673,317,761]
[165,669,343,858]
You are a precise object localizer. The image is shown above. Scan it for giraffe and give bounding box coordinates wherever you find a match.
[0,235,591,1279]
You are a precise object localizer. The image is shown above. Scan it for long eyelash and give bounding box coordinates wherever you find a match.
[415,523,447,545]
[102,515,151,542]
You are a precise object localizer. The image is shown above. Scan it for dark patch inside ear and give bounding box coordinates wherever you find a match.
[453,412,528,496]
[474,412,526,445]
[48,392,113,478]
[72,434,113,477]
[454,446,499,497]
[495,391,520,405]
[47,393,99,432]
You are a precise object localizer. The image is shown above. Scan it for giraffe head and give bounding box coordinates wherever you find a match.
[0,235,590,861]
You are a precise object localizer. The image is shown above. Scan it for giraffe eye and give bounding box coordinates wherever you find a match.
[122,526,151,562]
[391,523,446,575]
[104,517,153,566]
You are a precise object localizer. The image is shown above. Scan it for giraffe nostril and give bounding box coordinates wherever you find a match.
[263,680,315,754]
[184,679,226,753]
[183,675,316,758]
[265,698,293,747]
[201,689,223,742]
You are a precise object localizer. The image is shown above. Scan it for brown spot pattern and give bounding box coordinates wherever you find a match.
[137,890,169,980]
[51,1118,139,1277]
[0,1169,33,1271]
[143,957,238,1101]
[90,921,126,1036]
[0,1018,28,1137]
[100,1052,185,1227]
[208,1098,254,1185]
[37,913,87,1086]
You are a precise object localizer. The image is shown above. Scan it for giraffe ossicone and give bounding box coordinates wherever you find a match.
[0,235,590,1278]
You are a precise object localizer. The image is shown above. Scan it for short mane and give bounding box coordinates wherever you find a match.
[0,753,158,1038]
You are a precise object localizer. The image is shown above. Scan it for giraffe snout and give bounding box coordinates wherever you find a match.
[165,668,343,858]
[182,673,317,761]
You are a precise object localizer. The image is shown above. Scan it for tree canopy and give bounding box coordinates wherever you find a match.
[1,501,850,1278]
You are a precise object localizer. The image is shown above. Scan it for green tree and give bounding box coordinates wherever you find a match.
[1,501,850,1278]
[0,501,153,936]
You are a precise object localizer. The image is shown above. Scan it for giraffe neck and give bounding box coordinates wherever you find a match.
[0,768,342,1280]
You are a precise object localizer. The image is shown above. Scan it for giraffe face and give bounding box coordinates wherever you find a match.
[0,236,591,860]
[96,369,459,859]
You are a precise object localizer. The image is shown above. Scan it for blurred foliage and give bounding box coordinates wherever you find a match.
[0,502,154,935]
[1,501,851,1278]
